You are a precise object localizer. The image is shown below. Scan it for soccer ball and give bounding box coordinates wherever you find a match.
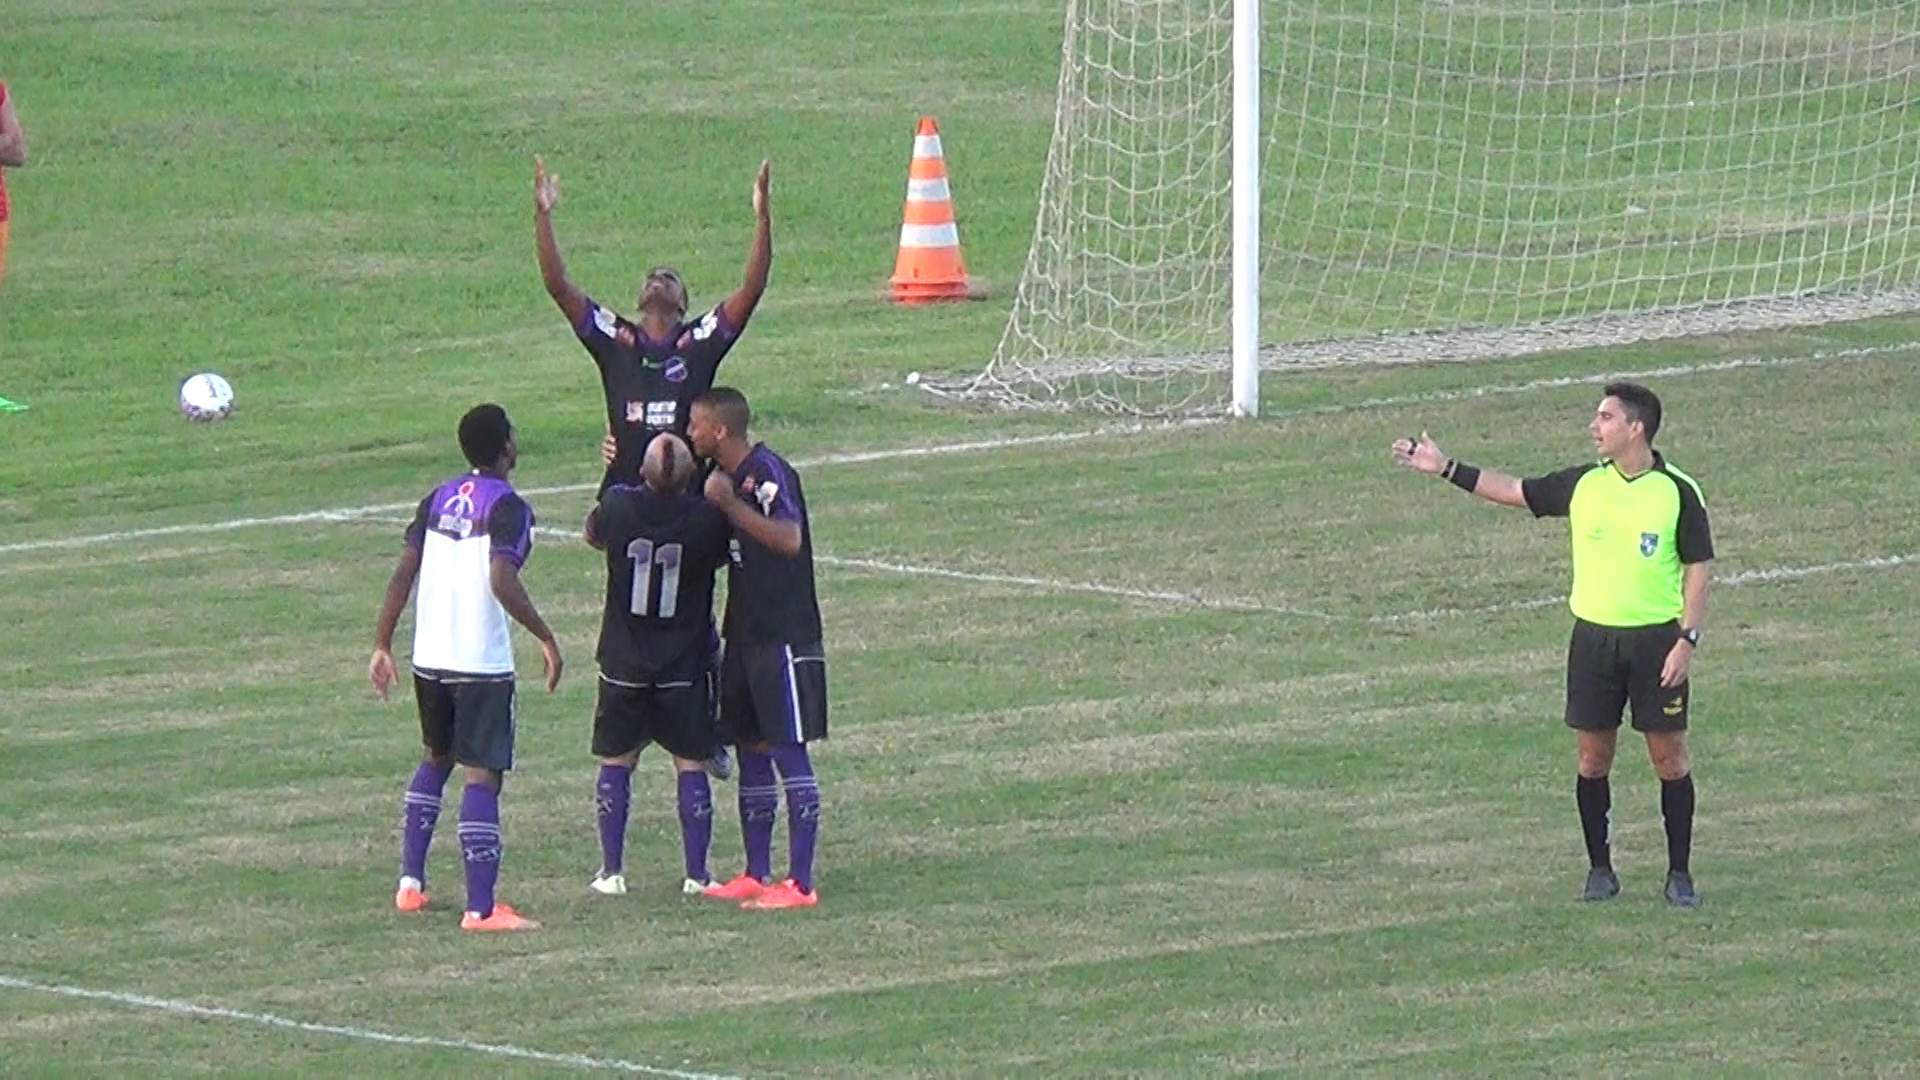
[179,373,235,422]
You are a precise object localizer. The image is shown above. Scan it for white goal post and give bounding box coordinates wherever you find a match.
[940,0,1920,417]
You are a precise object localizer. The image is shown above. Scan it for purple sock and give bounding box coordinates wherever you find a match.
[771,744,820,894]
[400,759,453,884]
[596,765,632,876]
[737,749,778,883]
[457,783,502,919]
[677,771,714,883]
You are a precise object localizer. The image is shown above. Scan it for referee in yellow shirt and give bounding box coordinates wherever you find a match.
[1393,381,1713,908]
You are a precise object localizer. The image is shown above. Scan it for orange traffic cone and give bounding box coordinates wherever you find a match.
[890,117,979,303]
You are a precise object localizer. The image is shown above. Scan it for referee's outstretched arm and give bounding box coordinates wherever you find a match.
[1391,432,1530,508]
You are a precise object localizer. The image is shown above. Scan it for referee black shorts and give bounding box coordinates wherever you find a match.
[414,669,517,772]
[720,640,828,746]
[1564,618,1690,734]
[592,675,721,761]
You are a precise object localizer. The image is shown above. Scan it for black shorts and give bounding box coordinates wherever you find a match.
[1565,619,1691,733]
[414,670,516,771]
[720,641,828,746]
[592,675,721,761]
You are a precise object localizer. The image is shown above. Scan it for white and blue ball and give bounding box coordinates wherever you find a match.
[179,373,235,422]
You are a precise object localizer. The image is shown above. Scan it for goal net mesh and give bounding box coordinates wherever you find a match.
[936,0,1920,414]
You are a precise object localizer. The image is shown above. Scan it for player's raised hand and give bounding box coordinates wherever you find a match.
[752,159,770,217]
[704,469,737,508]
[535,156,560,213]
[1392,432,1449,476]
[369,648,399,700]
[539,638,564,692]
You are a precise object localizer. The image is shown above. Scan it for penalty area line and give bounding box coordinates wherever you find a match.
[509,523,1912,624]
[0,974,741,1080]
[510,524,1336,617]
[1368,553,1919,622]
[1,340,1905,561]
[0,425,1169,558]
[1286,342,1915,418]
[822,551,1915,623]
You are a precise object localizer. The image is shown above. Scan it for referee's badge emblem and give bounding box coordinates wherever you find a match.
[1639,532,1660,557]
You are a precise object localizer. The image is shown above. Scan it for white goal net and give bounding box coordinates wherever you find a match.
[941,0,1920,415]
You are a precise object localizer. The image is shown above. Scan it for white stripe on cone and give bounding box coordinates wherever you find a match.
[907,177,951,202]
[898,222,960,248]
[913,134,944,159]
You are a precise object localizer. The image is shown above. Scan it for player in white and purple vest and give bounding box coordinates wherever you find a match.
[369,404,563,932]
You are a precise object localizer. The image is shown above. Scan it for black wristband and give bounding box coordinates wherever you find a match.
[1448,463,1481,492]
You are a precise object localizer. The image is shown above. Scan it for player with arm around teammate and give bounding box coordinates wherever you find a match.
[687,387,828,910]
[582,433,735,897]
[370,404,563,932]
[533,155,772,492]
[538,155,768,781]
[1392,381,1713,908]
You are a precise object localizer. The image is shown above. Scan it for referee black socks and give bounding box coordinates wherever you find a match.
[1661,773,1696,875]
[1576,774,1612,869]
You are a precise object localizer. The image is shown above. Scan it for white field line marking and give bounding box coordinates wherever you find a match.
[814,554,1340,619]
[511,521,1909,624]
[1288,342,1914,417]
[1371,554,1918,623]
[825,552,1915,622]
[2,340,1907,561]
[0,974,740,1080]
[498,522,1324,615]
[480,524,1338,618]
[0,426,1180,558]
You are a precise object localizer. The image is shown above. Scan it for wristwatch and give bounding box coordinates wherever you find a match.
[1680,626,1701,647]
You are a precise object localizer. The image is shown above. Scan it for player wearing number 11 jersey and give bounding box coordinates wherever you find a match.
[583,433,733,896]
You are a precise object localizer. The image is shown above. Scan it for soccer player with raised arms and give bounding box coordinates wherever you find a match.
[689,387,829,910]
[532,155,772,493]
[536,154,769,784]
[1393,382,1713,908]
[582,432,734,898]
[370,404,563,932]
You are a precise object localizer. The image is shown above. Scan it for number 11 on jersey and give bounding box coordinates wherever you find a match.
[627,539,684,618]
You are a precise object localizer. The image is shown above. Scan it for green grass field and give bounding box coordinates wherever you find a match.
[3,2,1918,1076]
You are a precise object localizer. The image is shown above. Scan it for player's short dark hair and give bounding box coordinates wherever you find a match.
[1603,381,1662,442]
[458,404,513,468]
[695,386,751,437]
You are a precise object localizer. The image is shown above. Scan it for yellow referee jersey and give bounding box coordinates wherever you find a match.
[1522,454,1714,628]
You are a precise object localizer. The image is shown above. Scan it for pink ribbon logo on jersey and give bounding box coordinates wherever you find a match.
[443,481,477,518]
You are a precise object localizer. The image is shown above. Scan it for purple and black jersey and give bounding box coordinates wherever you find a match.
[722,443,823,647]
[575,298,741,485]
[403,472,534,676]
[405,474,533,564]
[589,484,732,684]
